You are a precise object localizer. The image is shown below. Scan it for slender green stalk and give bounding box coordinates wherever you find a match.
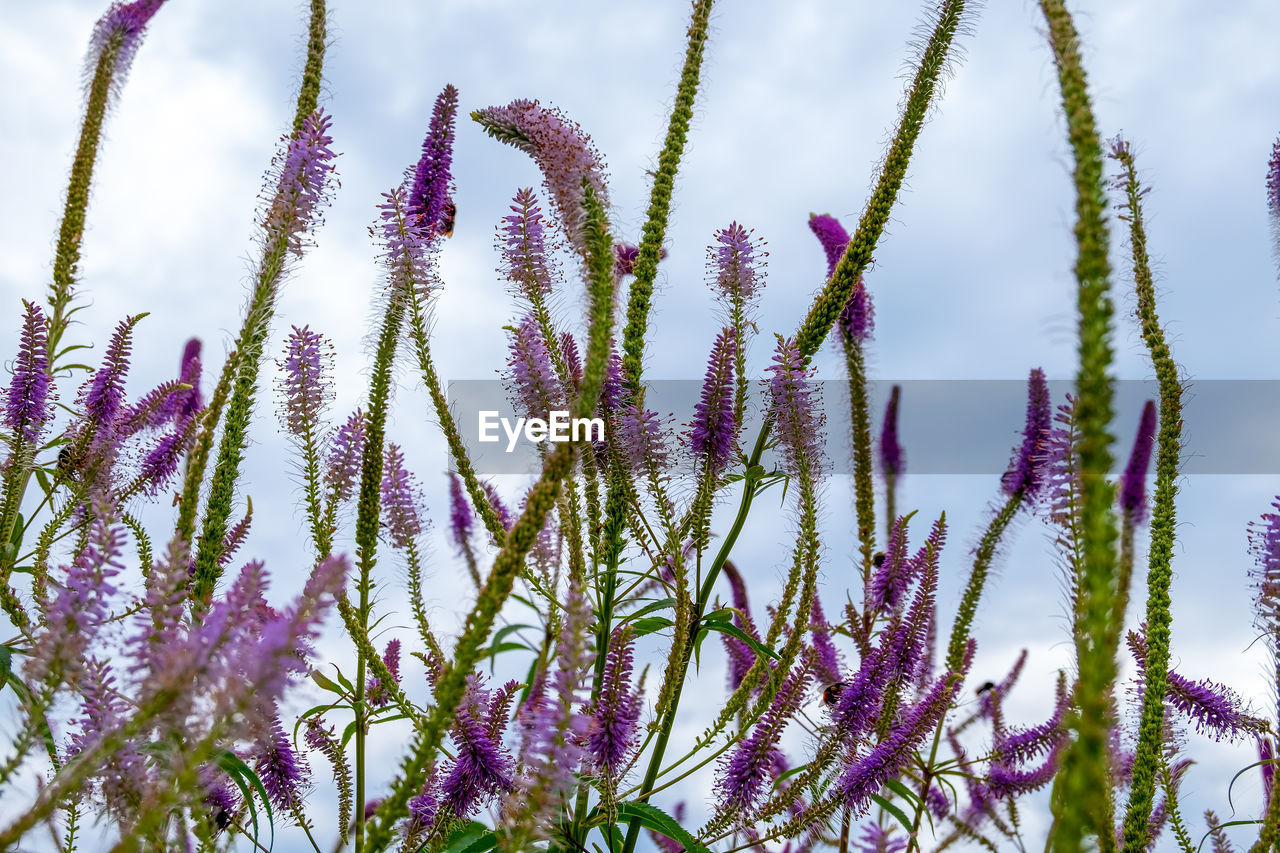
[1039,1,1121,848]
[946,490,1022,672]
[1112,143,1183,851]
[842,329,876,589]
[621,0,715,395]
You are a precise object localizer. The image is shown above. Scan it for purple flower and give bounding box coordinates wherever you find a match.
[766,336,825,478]
[1120,399,1156,522]
[978,648,1028,720]
[177,337,204,420]
[840,280,874,343]
[409,85,459,235]
[867,517,911,615]
[448,472,474,555]
[506,314,563,420]
[720,560,760,691]
[810,596,842,687]
[689,327,739,474]
[325,410,366,502]
[718,656,812,814]
[88,0,165,89]
[987,740,1064,798]
[84,315,139,429]
[1249,499,1280,635]
[502,188,555,299]
[253,715,309,812]
[263,110,337,257]
[880,385,903,480]
[853,823,907,853]
[408,779,440,830]
[5,301,51,443]
[1128,629,1268,741]
[808,213,850,278]
[619,404,669,471]
[586,626,643,772]
[474,99,610,259]
[1261,737,1275,806]
[201,766,239,834]
[381,443,423,548]
[367,638,402,708]
[483,481,513,531]
[710,222,766,304]
[379,183,437,303]
[279,325,332,437]
[1001,368,1051,500]
[614,243,640,276]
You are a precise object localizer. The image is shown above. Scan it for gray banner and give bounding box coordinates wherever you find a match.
[445,379,1280,476]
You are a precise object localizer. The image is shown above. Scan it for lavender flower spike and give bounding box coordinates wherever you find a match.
[880,384,903,480]
[501,188,554,299]
[279,325,332,437]
[410,84,460,234]
[1268,135,1280,224]
[840,280,874,343]
[176,337,204,420]
[506,314,563,420]
[586,626,643,772]
[766,336,825,478]
[263,110,337,258]
[1001,367,1051,500]
[718,655,812,814]
[88,1,166,89]
[382,443,423,548]
[1120,399,1157,522]
[473,99,609,258]
[689,326,739,474]
[84,314,141,429]
[1248,499,1280,635]
[448,472,474,555]
[710,222,766,304]
[5,301,51,443]
[325,409,366,502]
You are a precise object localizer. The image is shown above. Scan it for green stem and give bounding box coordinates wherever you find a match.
[945,490,1022,672]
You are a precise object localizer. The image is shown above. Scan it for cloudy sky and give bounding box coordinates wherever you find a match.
[2,0,1279,850]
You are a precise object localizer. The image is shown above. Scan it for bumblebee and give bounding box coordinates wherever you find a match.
[872,552,886,568]
[438,198,456,238]
[823,682,848,707]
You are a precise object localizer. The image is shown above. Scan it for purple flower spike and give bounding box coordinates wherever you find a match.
[474,99,610,259]
[1001,368,1051,501]
[1261,737,1276,805]
[502,188,554,299]
[720,561,760,691]
[766,336,824,478]
[710,222,766,304]
[5,301,51,443]
[808,213,850,278]
[264,110,337,258]
[176,338,204,420]
[88,1,166,88]
[1248,499,1280,634]
[325,410,366,502]
[718,656,812,814]
[853,823,908,853]
[614,243,640,276]
[506,314,563,420]
[84,315,140,429]
[410,85,459,235]
[253,715,309,812]
[689,327,739,474]
[1119,399,1157,522]
[810,596,842,686]
[880,384,903,480]
[619,404,669,472]
[840,279,874,343]
[381,443,423,549]
[280,325,332,437]
[587,626,643,773]
[448,473,474,555]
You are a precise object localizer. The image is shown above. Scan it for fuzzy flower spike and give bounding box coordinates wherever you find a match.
[688,326,739,475]
[1001,367,1051,502]
[473,99,610,260]
[410,84,459,236]
[5,301,52,444]
[766,336,825,479]
[1119,399,1156,522]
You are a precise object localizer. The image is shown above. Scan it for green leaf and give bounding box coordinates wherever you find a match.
[482,642,530,659]
[311,670,346,696]
[0,647,11,692]
[439,821,495,853]
[869,793,913,836]
[215,748,275,848]
[614,802,710,853]
[631,616,674,637]
[699,620,779,661]
[884,778,922,808]
[34,467,52,499]
[621,598,676,621]
[599,823,625,853]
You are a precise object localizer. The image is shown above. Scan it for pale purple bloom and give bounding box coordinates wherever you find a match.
[5,301,51,443]
[448,473,474,555]
[766,336,825,478]
[87,0,165,89]
[379,183,437,303]
[67,658,147,810]
[853,823,907,853]
[718,657,812,814]
[474,99,610,258]
[720,560,761,691]
[408,780,440,830]
[1249,499,1280,634]
[367,638,402,708]
[263,110,337,257]
[201,766,238,834]
[381,443,423,548]
[810,596,842,686]
[483,481,513,531]
[710,222,766,304]
[561,333,583,391]
[1001,368,1051,500]
[279,325,331,436]
[586,626,643,772]
[978,649,1028,720]
[1120,399,1156,522]
[619,404,669,471]
[867,518,910,615]
[1268,136,1280,223]
[689,327,739,473]
[325,410,366,502]
[987,740,1064,798]
[925,784,950,819]
[880,385,903,479]
[409,85,459,234]
[443,689,515,818]
[506,314,563,419]
[502,188,554,298]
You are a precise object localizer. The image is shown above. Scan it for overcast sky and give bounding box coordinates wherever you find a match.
[3,1,1280,850]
